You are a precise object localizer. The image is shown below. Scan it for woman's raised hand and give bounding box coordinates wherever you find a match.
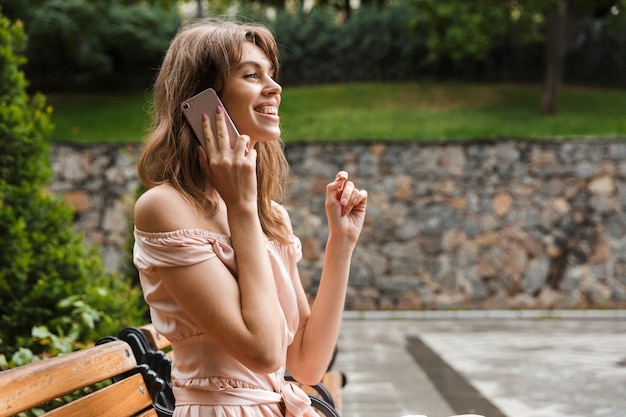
[325,171,368,243]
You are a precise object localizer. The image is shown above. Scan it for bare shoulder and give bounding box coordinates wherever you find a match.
[134,184,197,232]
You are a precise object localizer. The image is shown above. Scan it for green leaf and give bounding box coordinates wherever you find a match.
[31,326,52,339]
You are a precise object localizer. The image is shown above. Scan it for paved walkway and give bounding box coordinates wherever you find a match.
[333,310,626,417]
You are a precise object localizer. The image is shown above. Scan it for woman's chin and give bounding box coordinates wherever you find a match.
[255,131,282,142]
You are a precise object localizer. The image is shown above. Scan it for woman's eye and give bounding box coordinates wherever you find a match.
[244,73,258,79]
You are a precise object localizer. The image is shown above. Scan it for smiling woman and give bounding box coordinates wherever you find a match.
[220,43,282,145]
[132,18,368,417]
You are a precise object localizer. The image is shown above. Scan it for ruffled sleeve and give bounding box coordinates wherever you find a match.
[133,227,236,272]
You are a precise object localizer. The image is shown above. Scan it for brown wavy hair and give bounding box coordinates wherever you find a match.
[137,18,291,244]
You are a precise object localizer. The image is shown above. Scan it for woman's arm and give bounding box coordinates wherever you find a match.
[134,108,285,373]
[134,186,284,373]
[287,171,367,384]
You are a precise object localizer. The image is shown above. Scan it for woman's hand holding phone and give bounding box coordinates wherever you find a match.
[182,88,256,208]
[182,88,239,151]
[199,106,258,210]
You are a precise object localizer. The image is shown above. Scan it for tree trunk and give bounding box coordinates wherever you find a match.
[196,0,204,18]
[540,0,571,115]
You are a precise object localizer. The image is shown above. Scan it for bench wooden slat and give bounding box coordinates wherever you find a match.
[139,324,171,352]
[0,340,153,417]
[45,373,153,417]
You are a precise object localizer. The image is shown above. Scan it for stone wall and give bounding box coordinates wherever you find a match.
[50,140,626,310]
[50,144,140,272]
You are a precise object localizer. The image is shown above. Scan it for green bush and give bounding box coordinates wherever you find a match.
[265,4,422,85]
[337,4,426,82]
[258,1,626,87]
[3,0,626,92]
[273,8,341,85]
[0,0,181,92]
[0,10,147,360]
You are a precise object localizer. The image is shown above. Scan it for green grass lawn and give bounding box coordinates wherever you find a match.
[47,92,153,144]
[46,82,626,144]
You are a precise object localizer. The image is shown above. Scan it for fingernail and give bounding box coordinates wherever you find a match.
[341,197,348,206]
[216,105,223,114]
[202,113,208,121]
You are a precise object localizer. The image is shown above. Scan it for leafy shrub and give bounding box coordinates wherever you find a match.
[273,8,341,85]
[4,0,626,91]
[0,0,181,92]
[263,3,424,85]
[256,1,626,87]
[337,4,427,82]
[0,10,147,359]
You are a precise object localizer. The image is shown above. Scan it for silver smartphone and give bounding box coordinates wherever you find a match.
[182,88,239,151]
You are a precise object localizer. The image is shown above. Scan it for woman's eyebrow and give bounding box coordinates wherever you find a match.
[235,61,275,72]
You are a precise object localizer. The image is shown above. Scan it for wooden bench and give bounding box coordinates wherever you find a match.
[0,340,163,417]
[121,324,344,416]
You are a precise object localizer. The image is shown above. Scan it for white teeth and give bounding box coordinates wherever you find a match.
[256,106,277,115]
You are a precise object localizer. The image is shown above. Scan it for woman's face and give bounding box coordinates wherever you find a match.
[220,42,282,144]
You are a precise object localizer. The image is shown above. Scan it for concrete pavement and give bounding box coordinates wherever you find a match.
[333,310,626,417]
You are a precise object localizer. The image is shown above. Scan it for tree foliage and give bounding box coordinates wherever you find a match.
[254,3,428,85]
[409,1,538,62]
[0,0,181,92]
[409,0,625,62]
[407,0,626,114]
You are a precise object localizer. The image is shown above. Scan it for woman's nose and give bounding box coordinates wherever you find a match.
[264,76,282,95]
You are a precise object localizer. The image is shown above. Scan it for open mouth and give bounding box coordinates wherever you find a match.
[254,105,278,115]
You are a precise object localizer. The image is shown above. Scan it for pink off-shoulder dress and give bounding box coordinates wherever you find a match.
[133,227,318,417]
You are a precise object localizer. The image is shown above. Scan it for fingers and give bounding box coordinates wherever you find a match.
[214,106,232,151]
[329,171,367,217]
[201,108,249,157]
[341,187,367,217]
[201,107,229,152]
[201,112,215,153]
